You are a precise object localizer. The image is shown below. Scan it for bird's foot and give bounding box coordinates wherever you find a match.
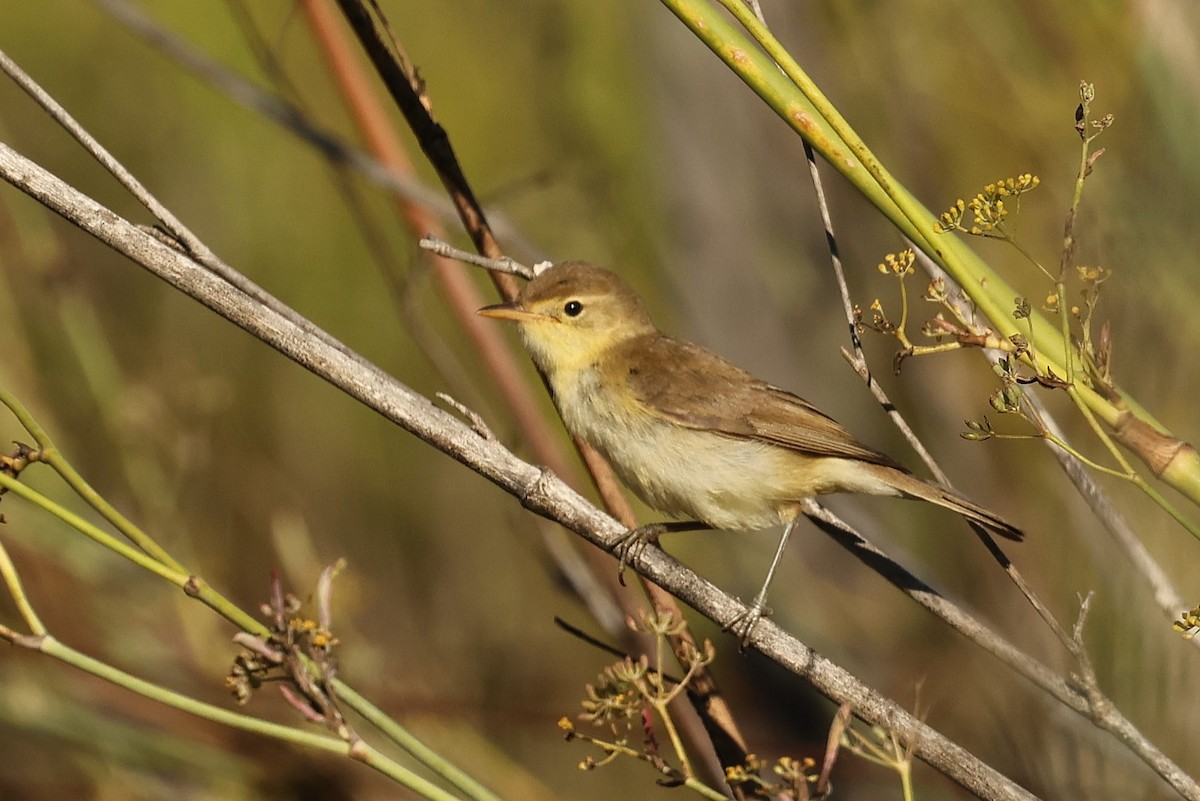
[723,596,773,651]
[614,523,667,585]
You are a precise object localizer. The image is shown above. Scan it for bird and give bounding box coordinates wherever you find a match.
[478,261,1022,640]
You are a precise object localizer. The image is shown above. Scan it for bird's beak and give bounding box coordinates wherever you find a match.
[477,302,546,323]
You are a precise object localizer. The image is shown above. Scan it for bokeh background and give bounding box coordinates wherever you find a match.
[1,1,1199,798]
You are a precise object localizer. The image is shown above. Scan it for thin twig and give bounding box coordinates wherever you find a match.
[839,347,945,480]
[435,392,496,441]
[297,0,607,516]
[418,236,537,280]
[812,195,1080,654]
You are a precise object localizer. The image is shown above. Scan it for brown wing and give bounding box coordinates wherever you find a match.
[614,334,906,471]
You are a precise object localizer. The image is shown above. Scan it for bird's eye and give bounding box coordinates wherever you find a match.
[563,300,584,317]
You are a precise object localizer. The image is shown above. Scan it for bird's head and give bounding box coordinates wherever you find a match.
[477,261,656,375]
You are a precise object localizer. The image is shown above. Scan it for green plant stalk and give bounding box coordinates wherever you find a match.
[0,539,46,635]
[0,390,276,633]
[914,342,968,358]
[24,634,463,801]
[36,634,345,752]
[330,679,504,801]
[1068,386,1134,473]
[54,292,190,567]
[1041,431,1128,480]
[1134,478,1200,541]
[571,729,727,800]
[685,777,732,800]
[900,760,914,801]
[1066,385,1200,539]
[0,474,278,632]
[0,472,190,585]
[648,633,695,781]
[0,387,185,573]
[897,272,910,342]
[658,0,1200,508]
[845,728,915,799]
[1056,281,1075,385]
[653,694,694,781]
[350,741,474,800]
[0,394,498,800]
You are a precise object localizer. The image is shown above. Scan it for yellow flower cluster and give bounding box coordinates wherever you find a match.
[936,174,1040,235]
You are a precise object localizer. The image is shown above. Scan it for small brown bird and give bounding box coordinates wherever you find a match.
[479,262,1021,636]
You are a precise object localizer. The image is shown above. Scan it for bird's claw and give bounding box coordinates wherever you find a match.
[614,523,664,585]
[724,599,772,650]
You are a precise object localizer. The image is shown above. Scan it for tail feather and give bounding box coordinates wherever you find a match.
[887,471,1024,541]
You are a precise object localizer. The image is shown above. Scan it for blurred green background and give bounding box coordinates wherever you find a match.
[1,1,1199,798]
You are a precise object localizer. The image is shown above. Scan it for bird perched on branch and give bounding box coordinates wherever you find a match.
[479,261,1021,640]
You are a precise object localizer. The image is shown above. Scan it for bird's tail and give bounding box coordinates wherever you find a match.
[886,470,1024,541]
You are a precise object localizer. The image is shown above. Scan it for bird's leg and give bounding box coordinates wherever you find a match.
[725,517,799,649]
[615,520,707,585]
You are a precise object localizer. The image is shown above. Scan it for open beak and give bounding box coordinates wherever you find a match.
[477,302,547,323]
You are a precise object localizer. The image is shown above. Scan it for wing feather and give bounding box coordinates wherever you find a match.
[612,335,906,471]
